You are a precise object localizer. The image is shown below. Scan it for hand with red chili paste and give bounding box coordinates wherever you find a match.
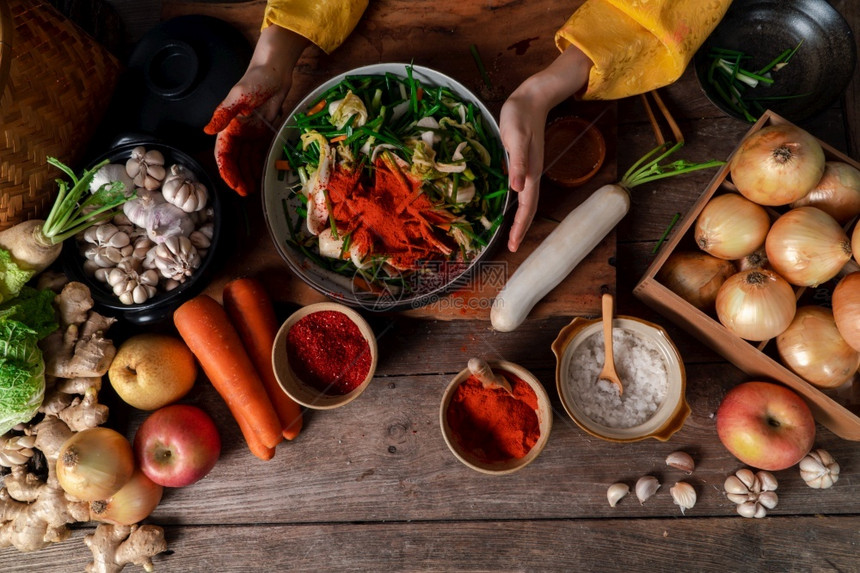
[500,0,732,252]
[204,0,368,196]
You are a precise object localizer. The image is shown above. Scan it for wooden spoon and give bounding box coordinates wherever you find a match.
[467,357,513,394]
[598,293,623,395]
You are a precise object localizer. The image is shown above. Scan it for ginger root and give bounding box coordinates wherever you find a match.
[41,282,117,379]
[0,464,90,551]
[85,524,167,573]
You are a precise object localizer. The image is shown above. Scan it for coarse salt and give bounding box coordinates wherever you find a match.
[567,328,668,428]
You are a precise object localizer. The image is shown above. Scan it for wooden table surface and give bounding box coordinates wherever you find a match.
[5,1,860,571]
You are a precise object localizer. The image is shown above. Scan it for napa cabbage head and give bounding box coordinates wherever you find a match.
[0,320,45,435]
[0,286,56,435]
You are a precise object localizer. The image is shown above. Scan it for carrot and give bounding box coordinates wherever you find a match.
[329,134,347,143]
[307,98,327,115]
[223,277,303,440]
[274,159,291,171]
[234,412,276,461]
[173,295,283,458]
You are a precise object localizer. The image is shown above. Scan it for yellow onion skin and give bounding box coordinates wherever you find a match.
[791,161,860,224]
[90,467,164,526]
[56,427,135,501]
[695,193,771,260]
[730,124,825,206]
[833,272,860,352]
[853,223,860,262]
[765,206,851,287]
[716,269,796,341]
[737,249,769,272]
[657,251,737,312]
[776,306,860,389]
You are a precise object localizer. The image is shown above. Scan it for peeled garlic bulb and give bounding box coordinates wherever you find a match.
[665,451,695,474]
[670,482,696,515]
[607,483,629,508]
[635,476,660,505]
[724,468,778,518]
[800,449,840,489]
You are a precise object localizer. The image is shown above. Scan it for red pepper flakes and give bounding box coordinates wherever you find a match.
[286,310,372,395]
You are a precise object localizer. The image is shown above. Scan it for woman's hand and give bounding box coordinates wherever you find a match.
[499,45,593,252]
[204,25,309,196]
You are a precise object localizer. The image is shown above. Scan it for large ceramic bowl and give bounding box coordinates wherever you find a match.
[261,63,509,312]
[552,316,690,442]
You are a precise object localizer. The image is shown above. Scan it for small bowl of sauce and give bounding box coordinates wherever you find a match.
[543,116,606,188]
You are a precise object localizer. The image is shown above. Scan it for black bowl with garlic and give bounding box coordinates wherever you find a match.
[61,141,222,325]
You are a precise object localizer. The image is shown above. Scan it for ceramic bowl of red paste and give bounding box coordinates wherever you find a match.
[440,360,552,475]
[272,302,378,409]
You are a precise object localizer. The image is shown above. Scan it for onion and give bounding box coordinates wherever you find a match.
[715,269,796,341]
[90,467,163,526]
[833,272,860,352]
[730,124,825,206]
[791,161,860,224]
[765,206,851,287]
[694,193,771,260]
[776,306,860,388]
[56,427,135,501]
[657,251,736,311]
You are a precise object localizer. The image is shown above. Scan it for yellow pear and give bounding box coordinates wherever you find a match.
[109,333,197,410]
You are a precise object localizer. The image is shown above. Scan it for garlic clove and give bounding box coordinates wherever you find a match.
[735,468,757,490]
[670,481,696,515]
[607,483,629,508]
[726,492,750,505]
[635,476,661,505]
[723,475,750,496]
[758,491,778,510]
[665,451,695,474]
[757,470,778,492]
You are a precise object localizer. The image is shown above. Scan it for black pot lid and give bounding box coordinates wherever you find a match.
[106,15,251,149]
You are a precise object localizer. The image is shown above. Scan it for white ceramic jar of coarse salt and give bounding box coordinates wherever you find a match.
[552,316,690,442]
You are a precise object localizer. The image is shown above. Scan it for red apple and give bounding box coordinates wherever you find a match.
[134,404,221,487]
[716,381,815,471]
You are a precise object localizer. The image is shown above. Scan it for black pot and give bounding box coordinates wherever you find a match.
[61,136,223,326]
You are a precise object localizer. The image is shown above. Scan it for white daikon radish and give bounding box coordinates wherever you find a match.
[491,142,724,332]
[491,185,629,332]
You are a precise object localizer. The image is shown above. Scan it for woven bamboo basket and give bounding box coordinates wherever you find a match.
[0,0,121,230]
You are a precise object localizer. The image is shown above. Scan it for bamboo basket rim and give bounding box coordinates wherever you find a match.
[0,0,12,95]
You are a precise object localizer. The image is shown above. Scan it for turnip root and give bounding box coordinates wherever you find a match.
[0,220,63,274]
[0,158,132,278]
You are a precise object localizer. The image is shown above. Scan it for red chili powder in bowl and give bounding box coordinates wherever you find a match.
[286,310,372,395]
[446,373,540,463]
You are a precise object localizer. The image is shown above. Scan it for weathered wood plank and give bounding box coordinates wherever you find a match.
[5,516,859,572]
[86,363,854,528]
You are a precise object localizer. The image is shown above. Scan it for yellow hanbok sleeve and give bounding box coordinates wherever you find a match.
[556,0,732,100]
[263,0,369,55]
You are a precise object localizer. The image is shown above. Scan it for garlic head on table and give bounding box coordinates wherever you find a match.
[800,449,839,489]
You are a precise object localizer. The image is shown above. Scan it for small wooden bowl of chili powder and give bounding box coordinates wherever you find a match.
[440,360,552,475]
[272,302,377,409]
